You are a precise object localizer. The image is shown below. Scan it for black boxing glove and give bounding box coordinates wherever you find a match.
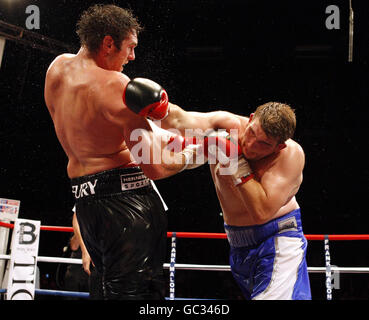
[123,78,169,120]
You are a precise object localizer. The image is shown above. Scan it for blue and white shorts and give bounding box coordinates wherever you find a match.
[225,209,311,300]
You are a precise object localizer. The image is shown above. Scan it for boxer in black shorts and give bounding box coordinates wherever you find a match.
[45,5,198,299]
[71,166,167,299]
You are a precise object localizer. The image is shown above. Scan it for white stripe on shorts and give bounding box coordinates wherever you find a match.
[252,236,304,300]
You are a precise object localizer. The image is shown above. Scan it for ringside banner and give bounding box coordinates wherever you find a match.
[0,198,20,221]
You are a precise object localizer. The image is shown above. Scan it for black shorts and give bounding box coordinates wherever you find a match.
[71,166,167,300]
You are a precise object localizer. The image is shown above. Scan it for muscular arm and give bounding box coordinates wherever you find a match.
[234,144,304,224]
[160,103,241,135]
[72,212,92,275]
[99,75,186,180]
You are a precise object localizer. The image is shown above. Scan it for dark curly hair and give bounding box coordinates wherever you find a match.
[76,4,143,53]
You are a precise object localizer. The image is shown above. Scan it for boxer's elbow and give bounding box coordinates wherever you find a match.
[252,205,276,225]
[253,211,270,225]
[241,188,277,224]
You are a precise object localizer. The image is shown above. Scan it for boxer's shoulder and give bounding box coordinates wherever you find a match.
[47,53,76,72]
[101,71,130,90]
[283,139,304,160]
[270,139,304,175]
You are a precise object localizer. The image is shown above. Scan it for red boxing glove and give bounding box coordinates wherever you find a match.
[204,130,254,186]
[166,135,198,152]
[203,131,241,164]
[165,135,206,171]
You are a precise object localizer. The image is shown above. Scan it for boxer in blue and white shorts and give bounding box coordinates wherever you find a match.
[225,208,311,300]
[153,100,312,300]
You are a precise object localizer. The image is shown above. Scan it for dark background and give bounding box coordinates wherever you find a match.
[0,0,368,300]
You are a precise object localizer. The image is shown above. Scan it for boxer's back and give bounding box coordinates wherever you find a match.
[45,53,132,178]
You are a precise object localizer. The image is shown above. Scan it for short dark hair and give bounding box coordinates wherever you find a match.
[253,102,296,143]
[76,4,143,53]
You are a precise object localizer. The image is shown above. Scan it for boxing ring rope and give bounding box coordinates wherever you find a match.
[0,254,368,274]
[1,220,369,300]
[1,221,368,241]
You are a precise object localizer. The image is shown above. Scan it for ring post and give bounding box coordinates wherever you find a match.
[169,232,176,300]
[324,235,332,300]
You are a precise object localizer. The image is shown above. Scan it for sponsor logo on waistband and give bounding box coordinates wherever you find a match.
[72,179,98,199]
[277,216,297,233]
[120,173,150,191]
